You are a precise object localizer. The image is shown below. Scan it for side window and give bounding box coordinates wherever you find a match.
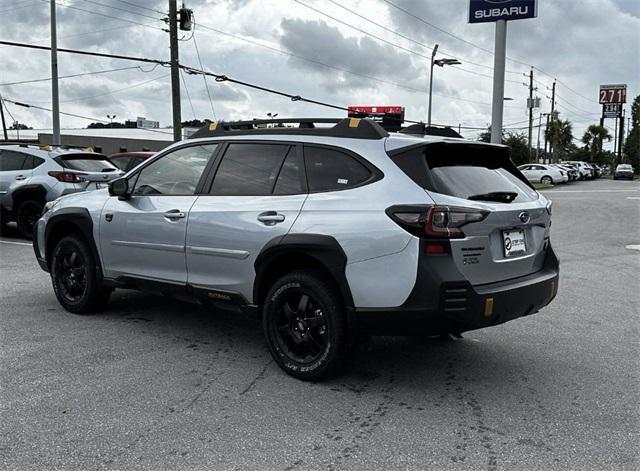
[22,155,45,170]
[210,143,291,196]
[305,146,371,192]
[0,150,27,171]
[131,144,217,196]
[109,156,130,170]
[128,157,147,171]
[274,150,304,195]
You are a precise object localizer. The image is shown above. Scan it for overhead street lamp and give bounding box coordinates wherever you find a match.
[106,114,116,128]
[427,44,461,128]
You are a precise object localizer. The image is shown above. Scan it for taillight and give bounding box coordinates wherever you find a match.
[48,171,87,183]
[386,205,489,239]
[425,206,488,238]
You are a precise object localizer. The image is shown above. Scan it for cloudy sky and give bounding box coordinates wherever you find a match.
[1,0,638,147]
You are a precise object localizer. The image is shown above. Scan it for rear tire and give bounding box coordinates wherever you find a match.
[16,199,43,239]
[50,235,111,314]
[262,270,350,381]
[541,175,553,185]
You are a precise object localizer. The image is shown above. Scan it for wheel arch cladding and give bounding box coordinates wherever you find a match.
[253,234,354,309]
[12,184,48,206]
[45,207,101,275]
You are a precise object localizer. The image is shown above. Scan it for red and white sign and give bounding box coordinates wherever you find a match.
[348,106,405,119]
[599,84,627,104]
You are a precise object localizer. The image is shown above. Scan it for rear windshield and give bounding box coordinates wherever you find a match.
[55,153,118,172]
[388,143,538,203]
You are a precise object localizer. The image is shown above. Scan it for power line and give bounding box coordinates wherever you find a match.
[191,21,216,120]
[0,65,152,86]
[48,0,165,32]
[113,0,166,16]
[57,73,170,104]
[291,0,521,84]
[81,0,163,22]
[179,68,197,120]
[194,21,519,109]
[326,0,520,76]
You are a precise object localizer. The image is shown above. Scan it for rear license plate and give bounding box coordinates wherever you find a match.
[503,229,526,257]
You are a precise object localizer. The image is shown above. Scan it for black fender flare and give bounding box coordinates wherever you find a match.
[44,207,102,276]
[12,184,48,207]
[253,234,354,308]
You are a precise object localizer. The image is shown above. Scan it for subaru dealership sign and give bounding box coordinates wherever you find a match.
[469,0,537,23]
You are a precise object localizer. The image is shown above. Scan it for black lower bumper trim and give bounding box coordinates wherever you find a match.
[351,247,559,335]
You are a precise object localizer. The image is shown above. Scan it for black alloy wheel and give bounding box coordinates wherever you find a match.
[263,270,349,380]
[54,246,88,304]
[274,290,328,364]
[51,235,111,314]
[16,200,42,239]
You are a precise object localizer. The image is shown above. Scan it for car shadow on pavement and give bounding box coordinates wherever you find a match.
[100,289,544,394]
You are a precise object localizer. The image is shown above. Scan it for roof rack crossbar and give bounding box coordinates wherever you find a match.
[188,117,389,140]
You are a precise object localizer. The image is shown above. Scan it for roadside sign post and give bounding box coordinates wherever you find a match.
[469,0,537,144]
[598,84,627,163]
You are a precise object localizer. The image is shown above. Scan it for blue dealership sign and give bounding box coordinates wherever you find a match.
[469,0,537,23]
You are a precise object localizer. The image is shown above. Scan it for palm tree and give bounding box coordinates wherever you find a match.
[545,119,573,163]
[582,124,612,160]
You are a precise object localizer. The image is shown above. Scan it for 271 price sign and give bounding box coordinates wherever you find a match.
[599,84,627,104]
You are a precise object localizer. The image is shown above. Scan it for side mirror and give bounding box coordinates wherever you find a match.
[108,177,130,200]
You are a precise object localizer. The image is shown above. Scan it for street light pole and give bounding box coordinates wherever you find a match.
[50,0,60,146]
[490,19,507,144]
[427,44,438,128]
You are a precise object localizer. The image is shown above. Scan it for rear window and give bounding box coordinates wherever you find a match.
[55,153,117,172]
[389,143,538,203]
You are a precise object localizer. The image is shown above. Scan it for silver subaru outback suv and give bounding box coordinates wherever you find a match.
[0,145,122,238]
[33,118,559,380]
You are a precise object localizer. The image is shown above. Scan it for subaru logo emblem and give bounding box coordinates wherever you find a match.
[518,211,530,224]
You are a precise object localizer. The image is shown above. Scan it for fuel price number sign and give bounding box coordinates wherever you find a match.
[599,84,627,104]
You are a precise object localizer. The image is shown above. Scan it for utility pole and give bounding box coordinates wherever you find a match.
[0,95,8,141]
[527,67,534,162]
[618,108,625,164]
[544,80,556,163]
[427,44,438,128]
[536,113,543,162]
[50,0,60,146]
[168,0,182,142]
[490,20,507,144]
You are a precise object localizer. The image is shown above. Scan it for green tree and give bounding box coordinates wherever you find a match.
[545,119,573,163]
[477,129,529,165]
[9,123,32,130]
[581,124,612,164]
[623,94,640,172]
[504,132,530,166]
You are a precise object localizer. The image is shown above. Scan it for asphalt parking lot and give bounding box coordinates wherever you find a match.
[1,178,638,471]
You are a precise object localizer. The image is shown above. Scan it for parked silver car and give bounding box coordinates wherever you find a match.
[34,118,559,380]
[0,145,122,238]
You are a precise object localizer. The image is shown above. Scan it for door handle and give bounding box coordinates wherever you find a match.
[258,211,285,225]
[15,175,26,181]
[163,209,186,220]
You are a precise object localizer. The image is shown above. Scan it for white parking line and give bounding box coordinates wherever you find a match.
[627,197,640,200]
[626,245,640,251]
[0,240,32,246]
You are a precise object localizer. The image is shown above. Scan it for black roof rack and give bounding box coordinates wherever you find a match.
[399,123,463,139]
[188,117,389,140]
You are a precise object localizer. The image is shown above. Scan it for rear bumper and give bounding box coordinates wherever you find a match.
[350,245,559,335]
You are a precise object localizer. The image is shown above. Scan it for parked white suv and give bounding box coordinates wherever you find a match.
[34,118,559,380]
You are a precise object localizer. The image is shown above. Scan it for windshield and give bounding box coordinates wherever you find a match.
[388,142,538,203]
[55,153,118,172]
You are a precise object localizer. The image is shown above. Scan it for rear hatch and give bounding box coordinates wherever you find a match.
[54,153,122,189]
[388,141,551,286]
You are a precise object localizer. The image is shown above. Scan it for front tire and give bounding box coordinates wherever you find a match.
[541,175,553,185]
[51,235,111,314]
[262,270,349,381]
[16,200,43,239]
